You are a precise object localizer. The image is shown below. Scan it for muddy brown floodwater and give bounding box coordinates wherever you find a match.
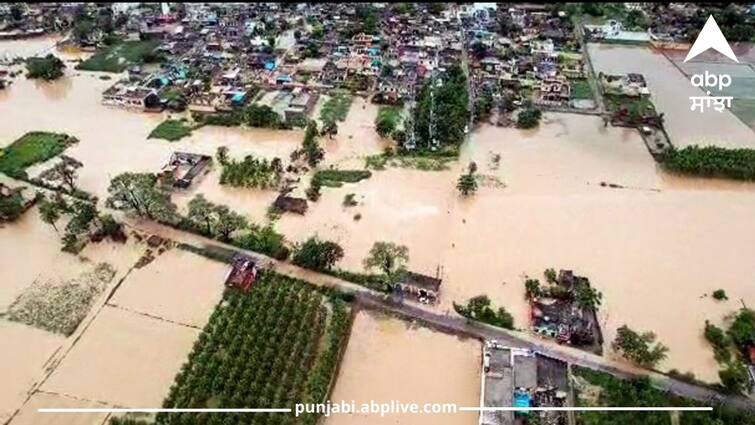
[325,311,481,425]
[2,43,755,385]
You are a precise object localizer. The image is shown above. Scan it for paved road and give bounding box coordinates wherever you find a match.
[128,219,755,412]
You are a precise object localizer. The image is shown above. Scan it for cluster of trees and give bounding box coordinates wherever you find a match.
[187,195,247,242]
[38,193,125,253]
[246,104,282,128]
[457,161,478,196]
[611,325,668,368]
[0,190,26,221]
[660,145,755,181]
[414,64,469,150]
[363,241,409,284]
[292,236,344,272]
[375,106,402,139]
[38,155,83,193]
[473,91,494,124]
[703,309,755,394]
[26,55,66,81]
[217,147,283,190]
[291,121,324,168]
[157,274,350,425]
[516,107,543,129]
[454,295,515,330]
[106,172,289,260]
[574,366,755,425]
[524,269,602,310]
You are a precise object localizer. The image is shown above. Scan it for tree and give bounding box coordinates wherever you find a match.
[727,308,755,353]
[612,325,669,367]
[719,361,749,394]
[216,146,229,165]
[187,194,216,236]
[453,295,514,329]
[106,172,176,222]
[516,107,542,129]
[26,54,66,81]
[214,205,247,241]
[712,289,728,301]
[38,195,61,232]
[301,121,324,167]
[39,155,83,192]
[574,280,602,310]
[321,120,338,139]
[292,236,344,271]
[525,278,541,300]
[544,268,557,284]
[65,200,97,235]
[363,241,409,282]
[704,320,731,363]
[457,168,477,196]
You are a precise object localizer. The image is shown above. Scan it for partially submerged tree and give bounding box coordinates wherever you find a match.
[612,325,669,368]
[39,155,83,192]
[26,54,66,80]
[363,241,409,283]
[106,172,176,222]
[457,162,478,196]
[302,120,324,167]
[292,236,344,272]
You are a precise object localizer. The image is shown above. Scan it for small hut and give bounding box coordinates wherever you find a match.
[273,194,308,215]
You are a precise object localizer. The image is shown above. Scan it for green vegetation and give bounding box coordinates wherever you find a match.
[365,150,455,171]
[0,132,78,178]
[38,155,83,192]
[604,93,657,118]
[106,172,177,222]
[187,195,248,242]
[155,274,351,425]
[312,169,372,188]
[246,104,282,128]
[704,320,731,363]
[516,107,543,129]
[217,150,283,190]
[26,54,65,80]
[712,289,728,301]
[414,63,469,149]
[76,39,160,73]
[375,106,402,138]
[611,325,668,368]
[573,366,755,425]
[569,79,593,100]
[148,119,194,142]
[295,121,324,167]
[292,236,344,272]
[700,308,755,394]
[457,162,478,196]
[363,241,410,284]
[0,190,27,222]
[319,90,353,124]
[660,145,755,181]
[454,295,515,330]
[342,193,357,207]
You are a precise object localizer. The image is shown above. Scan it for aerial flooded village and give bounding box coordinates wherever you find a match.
[2,3,755,425]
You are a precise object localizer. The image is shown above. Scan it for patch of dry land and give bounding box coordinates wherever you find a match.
[325,311,481,425]
[587,43,755,148]
[41,305,198,407]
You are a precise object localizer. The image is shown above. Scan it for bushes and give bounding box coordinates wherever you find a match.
[611,325,668,367]
[234,225,290,261]
[246,104,282,128]
[218,153,283,190]
[454,295,515,330]
[312,169,372,187]
[76,40,160,72]
[0,132,77,177]
[26,54,65,80]
[660,145,755,181]
[375,106,402,138]
[319,90,353,124]
[156,274,350,425]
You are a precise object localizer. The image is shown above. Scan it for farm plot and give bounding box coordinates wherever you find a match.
[108,248,227,328]
[9,392,110,425]
[154,273,351,425]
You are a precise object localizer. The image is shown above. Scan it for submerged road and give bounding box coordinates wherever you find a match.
[127,219,755,412]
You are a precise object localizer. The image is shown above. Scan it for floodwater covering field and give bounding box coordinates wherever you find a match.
[588,43,755,148]
[2,37,755,400]
[325,311,481,425]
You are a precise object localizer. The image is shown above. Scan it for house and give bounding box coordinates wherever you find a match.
[225,254,259,291]
[393,271,442,304]
[161,152,212,189]
[284,88,319,124]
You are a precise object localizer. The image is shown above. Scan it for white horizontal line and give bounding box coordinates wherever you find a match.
[38,408,292,413]
[460,407,713,412]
